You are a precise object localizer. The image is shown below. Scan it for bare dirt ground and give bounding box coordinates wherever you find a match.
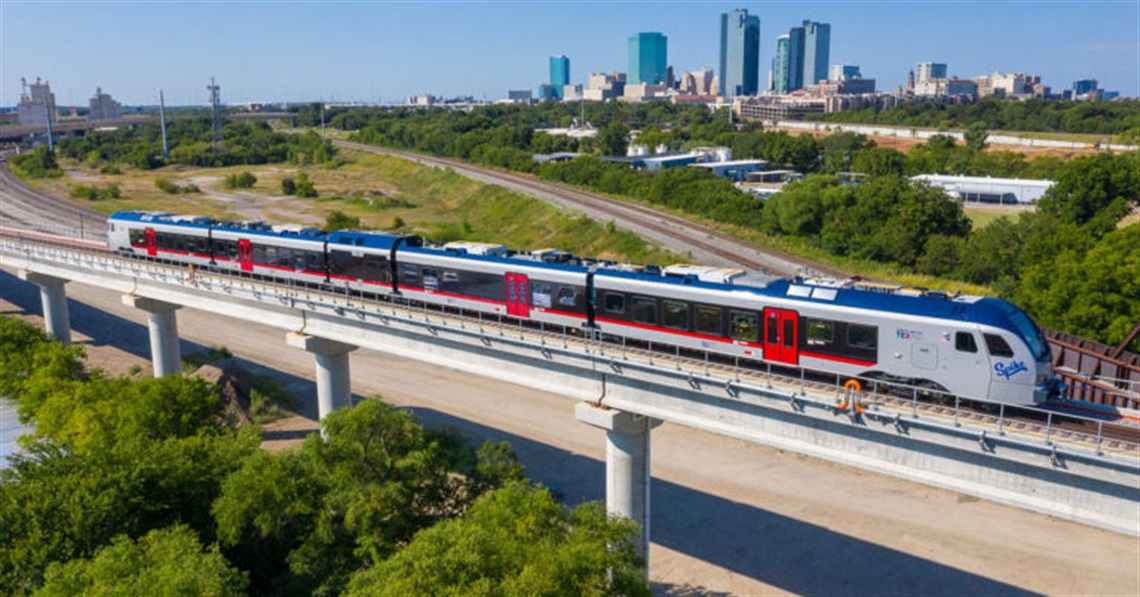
[2,271,1137,596]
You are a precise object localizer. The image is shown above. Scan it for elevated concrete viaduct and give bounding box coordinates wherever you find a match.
[3,234,1138,571]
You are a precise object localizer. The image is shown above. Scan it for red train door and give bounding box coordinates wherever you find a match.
[505,273,530,318]
[763,308,799,365]
[144,228,157,257]
[237,239,253,272]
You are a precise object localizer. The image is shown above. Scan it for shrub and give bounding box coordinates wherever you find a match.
[325,210,360,231]
[99,165,123,175]
[223,171,257,189]
[155,177,179,194]
[280,177,296,195]
[294,172,318,198]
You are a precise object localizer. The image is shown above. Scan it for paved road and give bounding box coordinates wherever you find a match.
[2,271,1136,596]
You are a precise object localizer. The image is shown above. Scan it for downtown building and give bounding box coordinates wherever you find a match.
[770,20,829,93]
[549,55,570,100]
[628,32,668,85]
[718,8,760,98]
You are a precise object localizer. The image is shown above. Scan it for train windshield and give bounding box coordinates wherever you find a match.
[998,301,1049,360]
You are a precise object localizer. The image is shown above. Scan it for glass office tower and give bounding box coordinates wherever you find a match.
[628,32,668,85]
[718,8,760,97]
[550,55,570,100]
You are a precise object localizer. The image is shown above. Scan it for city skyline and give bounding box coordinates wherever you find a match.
[2,1,1137,106]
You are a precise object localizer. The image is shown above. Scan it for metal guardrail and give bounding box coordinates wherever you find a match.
[1046,330,1140,410]
[3,231,1137,474]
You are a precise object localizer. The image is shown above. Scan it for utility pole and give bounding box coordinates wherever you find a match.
[207,77,222,156]
[45,99,55,152]
[159,90,170,160]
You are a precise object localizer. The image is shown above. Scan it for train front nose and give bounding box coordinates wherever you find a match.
[1034,360,1062,403]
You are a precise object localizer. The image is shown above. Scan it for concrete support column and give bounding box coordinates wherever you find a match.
[576,402,663,565]
[19,271,71,345]
[287,332,357,426]
[122,295,182,377]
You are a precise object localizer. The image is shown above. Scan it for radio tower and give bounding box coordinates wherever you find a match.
[207,77,223,156]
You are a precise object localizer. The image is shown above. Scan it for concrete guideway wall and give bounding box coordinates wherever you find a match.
[2,238,1138,535]
[774,119,1138,152]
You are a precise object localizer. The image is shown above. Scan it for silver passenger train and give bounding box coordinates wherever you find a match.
[107,211,1060,406]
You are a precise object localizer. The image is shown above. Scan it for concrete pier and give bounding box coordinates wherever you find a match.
[122,295,182,377]
[576,402,662,564]
[19,271,71,345]
[287,332,357,425]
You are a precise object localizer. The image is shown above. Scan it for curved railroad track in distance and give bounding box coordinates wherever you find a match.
[333,140,846,278]
[0,154,108,240]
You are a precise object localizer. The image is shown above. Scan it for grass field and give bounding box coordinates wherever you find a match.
[47,150,685,266]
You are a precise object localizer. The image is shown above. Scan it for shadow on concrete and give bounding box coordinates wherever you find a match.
[1,269,1036,596]
[398,406,1038,597]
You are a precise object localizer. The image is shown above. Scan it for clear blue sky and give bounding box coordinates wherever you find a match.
[2,1,1137,107]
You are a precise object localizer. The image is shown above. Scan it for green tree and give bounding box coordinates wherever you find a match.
[1036,151,1140,234]
[597,122,629,157]
[10,146,63,179]
[35,526,247,597]
[212,398,521,596]
[964,121,989,153]
[281,176,297,195]
[345,482,649,597]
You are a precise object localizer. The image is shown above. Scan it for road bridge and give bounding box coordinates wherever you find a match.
[2,230,1137,570]
[0,112,297,144]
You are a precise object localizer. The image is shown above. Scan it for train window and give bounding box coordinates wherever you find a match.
[730,311,758,342]
[848,325,877,350]
[278,248,293,267]
[631,297,657,325]
[806,319,834,346]
[532,284,553,308]
[695,306,721,335]
[604,292,625,314]
[441,271,459,292]
[984,334,1014,358]
[422,268,440,291]
[306,252,320,270]
[130,229,144,245]
[253,246,266,264]
[663,301,688,330]
[265,247,277,265]
[955,332,978,353]
[767,312,779,344]
[557,287,578,307]
[402,264,418,281]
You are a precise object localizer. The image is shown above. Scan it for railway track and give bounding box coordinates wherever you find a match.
[334,140,845,277]
[0,155,108,239]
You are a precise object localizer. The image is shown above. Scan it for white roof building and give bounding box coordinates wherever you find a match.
[912,174,1054,205]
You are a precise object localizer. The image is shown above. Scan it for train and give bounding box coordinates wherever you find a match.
[107,210,1060,406]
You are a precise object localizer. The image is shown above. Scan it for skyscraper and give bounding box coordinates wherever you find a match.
[550,55,570,100]
[772,34,790,93]
[719,8,760,98]
[772,26,805,93]
[801,20,831,86]
[628,32,668,85]
[916,62,948,84]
